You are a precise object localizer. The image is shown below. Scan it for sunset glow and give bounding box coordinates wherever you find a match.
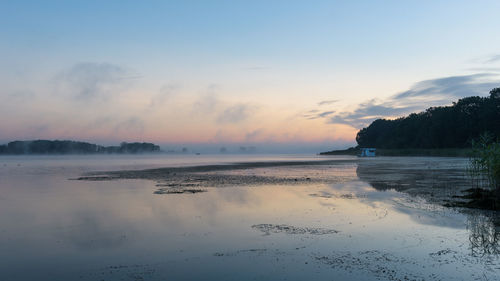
[2,1,500,151]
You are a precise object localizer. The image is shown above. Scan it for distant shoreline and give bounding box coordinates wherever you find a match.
[320,147,472,157]
[0,140,161,155]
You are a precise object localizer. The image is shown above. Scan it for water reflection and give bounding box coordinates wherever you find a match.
[355,157,469,193]
[1,156,499,280]
[55,212,130,250]
[355,157,500,259]
[467,212,500,256]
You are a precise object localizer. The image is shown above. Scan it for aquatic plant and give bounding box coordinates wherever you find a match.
[468,132,500,192]
[467,213,500,256]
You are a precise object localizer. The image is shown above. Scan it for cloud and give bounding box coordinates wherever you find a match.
[85,116,114,130]
[318,111,335,118]
[466,67,500,72]
[191,84,256,125]
[5,90,36,102]
[193,94,219,114]
[213,129,234,142]
[245,129,264,141]
[468,54,500,65]
[324,73,500,128]
[192,84,220,114]
[305,110,336,120]
[328,101,422,128]
[484,54,500,64]
[54,62,138,101]
[217,104,254,124]
[317,100,338,106]
[26,124,50,137]
[113,117,145,134]
[150,83,180,107]
[393,73,499,100]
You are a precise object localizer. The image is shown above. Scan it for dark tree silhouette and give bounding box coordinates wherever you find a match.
[0,140,160,155]
[356,88,500,149]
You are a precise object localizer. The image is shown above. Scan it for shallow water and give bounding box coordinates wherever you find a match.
[0,155,499,280]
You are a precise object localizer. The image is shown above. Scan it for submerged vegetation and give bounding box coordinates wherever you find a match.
[0,140,161,155]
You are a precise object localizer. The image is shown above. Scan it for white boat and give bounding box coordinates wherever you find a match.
[359,148,376,157]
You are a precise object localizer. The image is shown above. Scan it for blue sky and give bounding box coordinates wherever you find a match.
[1,0,500,152]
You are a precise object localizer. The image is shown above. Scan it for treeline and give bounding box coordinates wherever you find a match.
[356,88,500,149]
[0,140,161,155]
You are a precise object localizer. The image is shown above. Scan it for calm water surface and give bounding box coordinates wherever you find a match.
[0,154,498,280]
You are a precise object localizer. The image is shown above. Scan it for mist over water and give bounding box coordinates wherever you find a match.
[157,141,355,154]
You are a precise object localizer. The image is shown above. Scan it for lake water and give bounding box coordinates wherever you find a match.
[0,154,498,280]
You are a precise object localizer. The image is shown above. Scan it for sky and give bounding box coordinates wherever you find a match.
[1,0,500,153]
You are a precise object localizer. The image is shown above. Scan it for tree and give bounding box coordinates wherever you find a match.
[356,89,500,149]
